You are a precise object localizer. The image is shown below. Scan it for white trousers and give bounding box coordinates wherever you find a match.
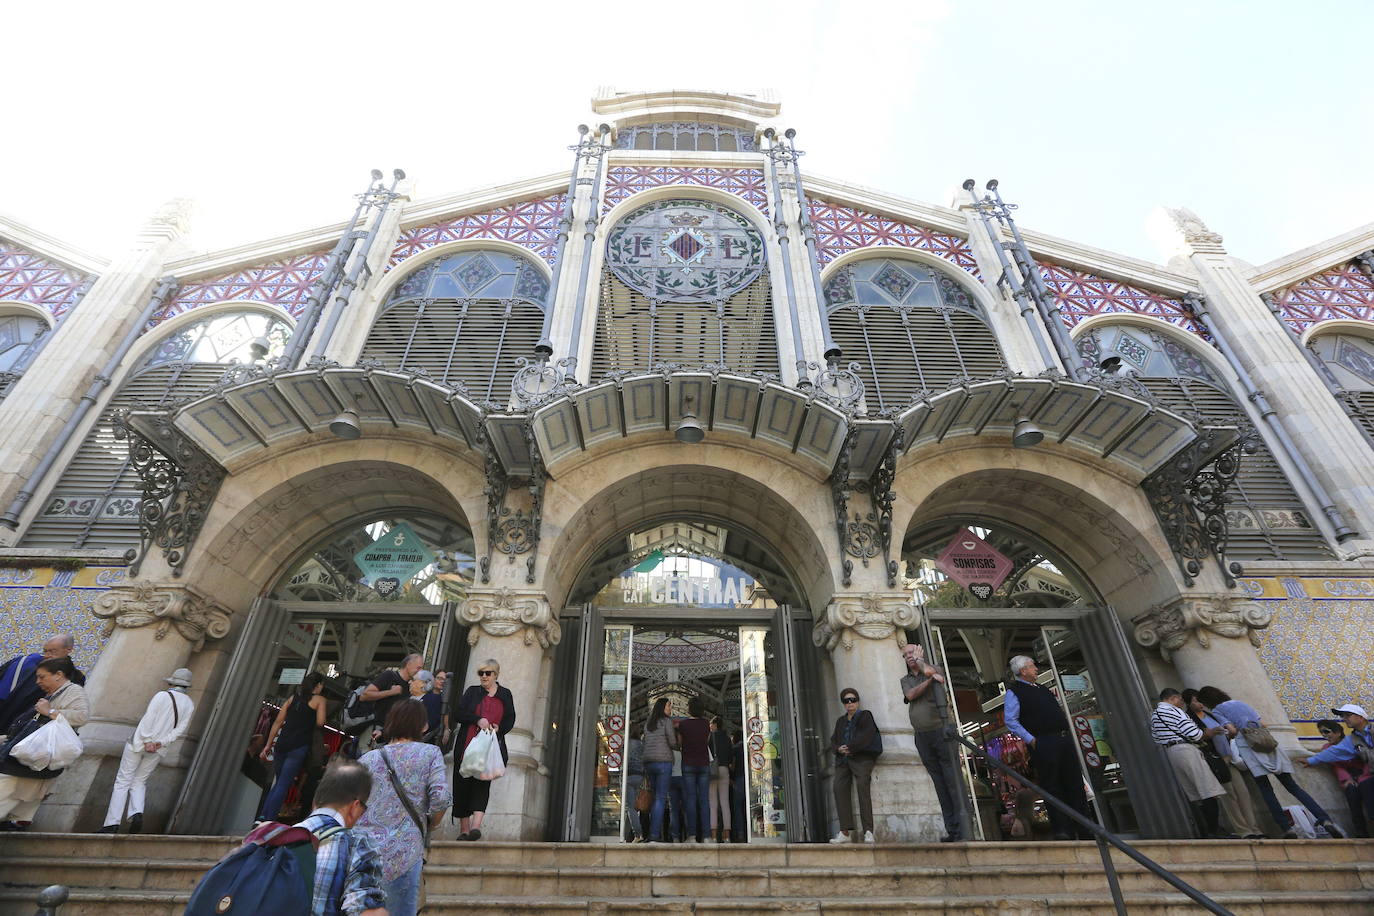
[0,775,49,822]
[103,744,162,825]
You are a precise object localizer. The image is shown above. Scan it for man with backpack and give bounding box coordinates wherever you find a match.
[184,761,387,916]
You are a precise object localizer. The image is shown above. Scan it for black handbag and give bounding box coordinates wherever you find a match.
[1199,744,1232,784]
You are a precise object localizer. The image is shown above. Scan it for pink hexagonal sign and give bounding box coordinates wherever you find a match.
[935,527,1013,600]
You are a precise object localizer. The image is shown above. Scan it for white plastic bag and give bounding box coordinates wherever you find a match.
[460,729,495,779]
[11,715,83,771]
[480,732,505,781]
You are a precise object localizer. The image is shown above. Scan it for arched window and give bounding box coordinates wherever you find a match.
[614,122,756,152]
[0,310,50,400]
[21,310,291,549]
[593,198,778,378]
[824,258,1006,413]
[1308,329,1374,442]
[1079,324,1331,560]
[360,248,548,405]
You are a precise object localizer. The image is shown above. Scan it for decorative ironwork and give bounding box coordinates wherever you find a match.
[511,355,579,409]
[808,359,866,411]
[605,198,765,302]
[0,238,93,319]
[477,419,547,586]
[1141,425,1255,588]
[828,427,864,587]
[806,199,981,276]
[111,409,227,578]
[158,252,331,324]
[602,166,769,215]
[871,422,905,587]
[389,195,568,268]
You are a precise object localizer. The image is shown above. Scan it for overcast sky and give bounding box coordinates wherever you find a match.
[6,1,1370,268]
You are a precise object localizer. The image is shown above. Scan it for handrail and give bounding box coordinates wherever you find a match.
[31,885,67,915]
[948,729,1235,916]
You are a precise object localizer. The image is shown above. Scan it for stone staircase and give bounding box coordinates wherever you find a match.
[1,834,1372,915]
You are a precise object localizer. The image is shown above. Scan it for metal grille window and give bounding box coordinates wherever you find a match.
[1084,325,1331,561]
[824,258,1006,412]
[21,310,291,550]
[614,122,757,152]
[361,249,547,405]
[1310,332,1374,442]
[0,312,50,401]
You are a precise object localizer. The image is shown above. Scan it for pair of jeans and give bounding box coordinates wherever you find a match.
[681,764,711,840]
[914,728,964,838]
[645,761,673,841]
[1252,771,1332,831]
[258,745,309,821]
[383,860,422,916]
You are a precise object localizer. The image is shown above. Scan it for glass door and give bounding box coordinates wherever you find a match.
[590,625,633,840]
[740,626,784,840]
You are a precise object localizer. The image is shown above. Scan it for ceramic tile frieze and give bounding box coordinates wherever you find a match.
[1038,262,1205,336]
[806,199,980,278]
[1268,261,1374,334]
[0,566,122,671]
[159,252,332,324]
[0,237,92,319]
[390,194,567,269]
[602,166,769,216]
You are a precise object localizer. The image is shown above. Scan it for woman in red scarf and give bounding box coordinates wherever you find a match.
[451,658,515,841]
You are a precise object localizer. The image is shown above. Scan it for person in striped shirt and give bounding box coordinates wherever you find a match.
[1152,688,1229,838]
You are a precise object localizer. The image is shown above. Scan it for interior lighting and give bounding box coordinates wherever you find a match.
[329,409,361,440]
[675,394,705,444]
[1012,416,1044,448]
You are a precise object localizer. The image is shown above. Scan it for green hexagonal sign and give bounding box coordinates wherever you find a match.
[353,522,436,596]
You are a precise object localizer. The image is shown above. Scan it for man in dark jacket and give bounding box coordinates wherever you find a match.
[1004,654,1091,840]
[0,634,84,738]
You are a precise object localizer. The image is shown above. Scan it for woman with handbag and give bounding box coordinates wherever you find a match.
[357,699,450,916]
[257,672,326,822]
[451,658,515,841]
[0,657,89,828]
[829,688,881,844]
[1197,685,1343,838]
[1184,689,1266,838]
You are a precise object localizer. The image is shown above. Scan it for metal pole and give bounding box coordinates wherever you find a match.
[282,171,382,369]
[782,129,841,363]
[984,181,1085,381]
[762,128,812,384]
[534,126,590,360]
[1185,293,1358,541]
[562,125,611,376]
[962,179,1060,371]
[32,885,68,916]
[1,276,178,530]
[309,170,405,360]
[1259,291,1374,451]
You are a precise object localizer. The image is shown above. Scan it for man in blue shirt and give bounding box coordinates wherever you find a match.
[1004,654,1092,840]
[1300,702,1374,825]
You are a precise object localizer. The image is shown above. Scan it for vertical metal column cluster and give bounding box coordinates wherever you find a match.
[762,128,813,385]
[1181,293,1357,542]
[563,124,612,376]
[964,179,1080,378]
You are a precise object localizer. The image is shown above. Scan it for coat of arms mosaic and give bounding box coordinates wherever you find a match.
[605,199,765,302]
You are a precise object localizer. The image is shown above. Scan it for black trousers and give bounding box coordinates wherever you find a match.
[452,773,491,818]
[1029,733,1091,838]
[914,727,964,838]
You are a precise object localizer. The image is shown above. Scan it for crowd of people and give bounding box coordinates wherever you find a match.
[3,628,1372,915]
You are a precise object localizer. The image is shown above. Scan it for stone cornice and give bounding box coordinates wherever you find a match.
[812,592,920,652]
[0,210,110,275]
[1132,595,1272,663]
[1245,221,1374,291]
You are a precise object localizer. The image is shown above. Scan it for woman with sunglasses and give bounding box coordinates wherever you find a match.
[451,659,515,841]
[829,689,881,844]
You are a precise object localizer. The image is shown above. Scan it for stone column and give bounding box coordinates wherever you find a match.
[453,586,560,840]
[33,579,231,832]
[812,591,946,841]
[1133,593,1346,828]
[1150,207,1374,551]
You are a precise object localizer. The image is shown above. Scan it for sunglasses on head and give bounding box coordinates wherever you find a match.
[478,670,496,677]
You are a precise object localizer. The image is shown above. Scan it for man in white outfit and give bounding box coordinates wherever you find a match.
[97,668,195,834]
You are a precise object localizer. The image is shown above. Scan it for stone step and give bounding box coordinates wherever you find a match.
[3,889,1374,916]
[1,854,1369,898]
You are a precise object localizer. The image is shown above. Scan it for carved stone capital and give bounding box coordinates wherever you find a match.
[1133,596,1272,662]
[91,580,231,652]
[457,587,561,649]
[812,592,920,653]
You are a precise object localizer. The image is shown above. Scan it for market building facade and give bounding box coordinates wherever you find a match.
[2,89,1373,843]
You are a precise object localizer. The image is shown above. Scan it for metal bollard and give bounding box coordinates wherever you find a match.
[33,885,67,916]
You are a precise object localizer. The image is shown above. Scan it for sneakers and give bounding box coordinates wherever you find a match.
[1320,820,1347,839]
[829,831,851,844]
[863,831,875,844]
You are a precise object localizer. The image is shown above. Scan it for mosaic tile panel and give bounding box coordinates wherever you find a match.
[1038,262,1206,336]
[806,199,981,277]
[602,166,769,216]
[0,566,122,673]
[1269,261,1374,333]
[0,237,92,319]
[1241,576,1374,726]
[159,251,332,324]
[390,194,567,268]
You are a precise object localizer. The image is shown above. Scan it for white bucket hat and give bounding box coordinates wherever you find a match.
[165,668,193,688]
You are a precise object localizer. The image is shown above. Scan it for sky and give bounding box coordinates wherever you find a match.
[6,1,1372,268]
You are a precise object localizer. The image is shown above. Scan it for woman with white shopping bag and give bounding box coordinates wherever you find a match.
[0,657,89,828]
[450,658,514,841]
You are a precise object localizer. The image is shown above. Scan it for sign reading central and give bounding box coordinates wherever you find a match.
[606,198,765,302]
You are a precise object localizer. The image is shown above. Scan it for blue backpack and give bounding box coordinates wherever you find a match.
[183,820,347,916]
